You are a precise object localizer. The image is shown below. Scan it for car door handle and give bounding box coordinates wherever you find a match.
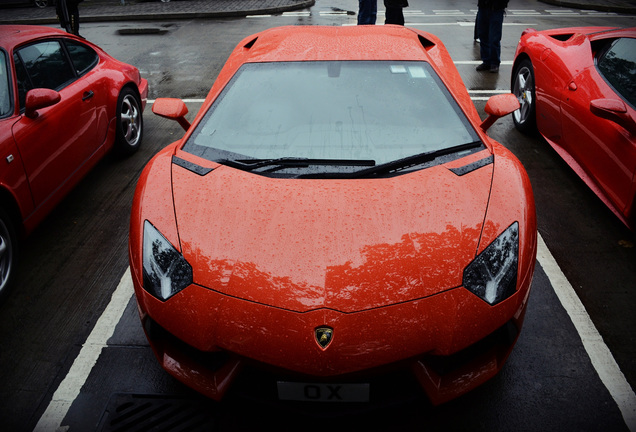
[82,90,94,101]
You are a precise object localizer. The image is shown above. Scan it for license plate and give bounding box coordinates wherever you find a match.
[277,381,370,403]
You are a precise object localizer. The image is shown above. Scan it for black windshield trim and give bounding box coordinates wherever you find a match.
[449,155,494,176]
[348,141,485,179]
[219,157,376,173]
[172,156,215,176]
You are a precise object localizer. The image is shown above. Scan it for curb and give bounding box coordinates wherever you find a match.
[537,0,636,14]
[0,0,315,25]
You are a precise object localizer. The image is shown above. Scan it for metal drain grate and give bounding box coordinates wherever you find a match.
[97,394,217,432]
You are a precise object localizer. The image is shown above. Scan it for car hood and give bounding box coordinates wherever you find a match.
[171,158,493,313]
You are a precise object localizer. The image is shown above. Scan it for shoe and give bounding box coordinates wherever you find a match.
[476,63,490,71]
[489,65,499,73]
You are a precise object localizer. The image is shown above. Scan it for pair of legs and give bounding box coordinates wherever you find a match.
[358,0,405,25]
[476,8,504,71]
[57,0,80,36]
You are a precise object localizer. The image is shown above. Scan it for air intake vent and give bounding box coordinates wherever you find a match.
[549,33,574,42]
[244,37,258,49]
[418,34,436,50]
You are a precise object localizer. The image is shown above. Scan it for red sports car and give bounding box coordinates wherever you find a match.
[512,27,636,230]
[129,25,536,406]
[0,25,148,296]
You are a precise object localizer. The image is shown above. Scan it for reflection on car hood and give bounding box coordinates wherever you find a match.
[172,159,493,313]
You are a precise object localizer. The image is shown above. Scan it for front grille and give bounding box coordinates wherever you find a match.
[143,316,229,372]
[423,319,519,377]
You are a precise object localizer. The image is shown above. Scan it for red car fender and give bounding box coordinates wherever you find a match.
[129,143,180,292]
[518,33,569,141]
[479,143,537,311]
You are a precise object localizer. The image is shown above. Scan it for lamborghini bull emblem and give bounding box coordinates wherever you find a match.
[315,327,333,349]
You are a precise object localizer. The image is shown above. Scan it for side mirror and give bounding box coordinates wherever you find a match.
[152,98,191,131]
[480,93,521,131]
[590,99,636,136]
[25,88,61,119]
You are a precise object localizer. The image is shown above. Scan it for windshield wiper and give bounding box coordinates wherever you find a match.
[351,141,484,178]
[219,157,376,173]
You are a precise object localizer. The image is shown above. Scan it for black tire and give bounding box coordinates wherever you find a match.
[0,207,18,300]
[114,87,143,156]
[511,58,537,134]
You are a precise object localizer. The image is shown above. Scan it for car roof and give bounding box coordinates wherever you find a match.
[588,26,636,40]
[0,25,71,50]
[232,25,439,63]
[535,26,636,41]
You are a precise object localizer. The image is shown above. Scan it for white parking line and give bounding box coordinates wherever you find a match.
[411,22,535,26]
[33,269,134,432]
[455,60,514,65]
[536,235,636,431]
[257,8,628,20]
[282,11,310,16]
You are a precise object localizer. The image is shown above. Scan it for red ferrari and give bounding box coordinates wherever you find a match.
[0,25,148,296]
[512,27,636,230]
[129,25,536,406]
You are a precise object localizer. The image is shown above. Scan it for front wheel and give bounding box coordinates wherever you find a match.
[114,87,143,156]
[0,208,18,300]
[511,58,537,134]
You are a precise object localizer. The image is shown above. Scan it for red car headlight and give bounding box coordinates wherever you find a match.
[142,220,193,301]
[462,222,519,305]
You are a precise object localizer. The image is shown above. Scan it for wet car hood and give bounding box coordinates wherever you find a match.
[171,160,493,313]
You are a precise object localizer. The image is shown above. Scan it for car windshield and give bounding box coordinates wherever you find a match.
[183,61,482,177]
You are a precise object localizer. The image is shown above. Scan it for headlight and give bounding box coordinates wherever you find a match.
[463,222,519,306]
[142,220,193,301]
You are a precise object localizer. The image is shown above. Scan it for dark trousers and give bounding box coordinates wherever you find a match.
[56,0,80,35]
[385,5,404,25]
[68,3,80,35]
[357,0,377,25]
[477,8,504,66]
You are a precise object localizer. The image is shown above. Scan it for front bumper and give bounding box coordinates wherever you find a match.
[141,311,521,406]
[133,266,532,406]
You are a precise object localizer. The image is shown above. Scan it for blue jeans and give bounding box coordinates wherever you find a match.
[358,0,377,25]
[477,8,504,66]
